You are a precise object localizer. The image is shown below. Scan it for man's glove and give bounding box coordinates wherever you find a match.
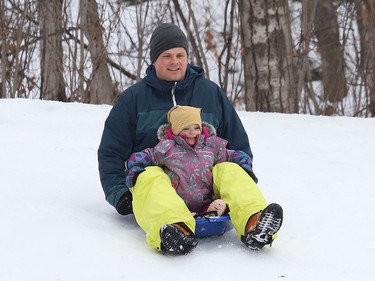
[231,150,258,183]
[116,190,133,215]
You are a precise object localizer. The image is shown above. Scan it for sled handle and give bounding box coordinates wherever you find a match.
[193,210,218,219]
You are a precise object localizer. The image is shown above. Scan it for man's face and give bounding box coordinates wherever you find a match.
[153,47,188,81]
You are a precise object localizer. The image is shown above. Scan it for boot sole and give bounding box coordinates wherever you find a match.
[243,203,283,250]
[160,224,198,255]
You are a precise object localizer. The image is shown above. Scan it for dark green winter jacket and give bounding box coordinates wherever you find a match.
[98,64,253,210]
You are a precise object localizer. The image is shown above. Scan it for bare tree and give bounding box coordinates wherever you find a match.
[0,0,7,98]
[80,0,114,104]
[38,0,66,101]
[312,0,347,107]
[356,0,375,117]
[0,1,39,99]
[216,0,236,92]
[240,0,297,113]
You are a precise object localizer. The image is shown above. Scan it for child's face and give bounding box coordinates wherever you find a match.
[179,124,201,146]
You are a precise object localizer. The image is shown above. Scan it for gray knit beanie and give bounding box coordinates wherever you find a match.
[150,23,189,63]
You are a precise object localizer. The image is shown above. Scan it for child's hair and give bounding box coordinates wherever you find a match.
[167,105,202,135]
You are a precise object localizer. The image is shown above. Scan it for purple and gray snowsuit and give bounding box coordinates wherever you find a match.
[126,122,257,213]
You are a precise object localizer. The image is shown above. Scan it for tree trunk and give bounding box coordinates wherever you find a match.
[240,0,297,113]
[357,0,375,117]
[38,0,66,101]
[0,0,7,98]
[313,0,347,104]
[80,0,114,105]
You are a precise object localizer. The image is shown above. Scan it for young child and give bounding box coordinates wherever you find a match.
[126,105,283,254]
[126,105,257,215]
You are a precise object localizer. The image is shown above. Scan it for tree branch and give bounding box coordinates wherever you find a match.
[64,29,137,80]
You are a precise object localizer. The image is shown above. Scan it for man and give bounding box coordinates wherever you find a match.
[98,23,282,255]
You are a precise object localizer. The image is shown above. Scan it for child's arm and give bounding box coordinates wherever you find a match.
[125,150,153,188]
[230,150,258,183]
[210,136,258,183]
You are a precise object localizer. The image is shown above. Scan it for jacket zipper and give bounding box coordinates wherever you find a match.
[171,81,177,106]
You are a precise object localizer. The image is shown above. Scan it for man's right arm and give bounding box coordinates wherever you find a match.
[97,94,135,212]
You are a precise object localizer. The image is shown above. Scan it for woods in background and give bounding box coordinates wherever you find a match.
[1,0,374,117]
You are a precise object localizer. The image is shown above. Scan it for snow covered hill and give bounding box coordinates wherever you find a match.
[1,99,375,281]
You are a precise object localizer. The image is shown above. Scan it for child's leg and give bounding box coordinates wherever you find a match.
[131,166,195,251]
[212,162,267,239]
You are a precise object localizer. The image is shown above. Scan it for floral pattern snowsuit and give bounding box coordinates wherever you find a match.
[143,123,233,212]
[126,122,257,213]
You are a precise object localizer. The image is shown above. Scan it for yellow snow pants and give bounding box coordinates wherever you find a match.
[130,162,268,251]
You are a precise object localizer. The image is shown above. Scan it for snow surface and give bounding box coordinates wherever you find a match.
[1,99,375,281]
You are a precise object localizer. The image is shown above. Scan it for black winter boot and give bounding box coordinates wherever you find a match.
[160,222,198,255]
[241,203,283,250]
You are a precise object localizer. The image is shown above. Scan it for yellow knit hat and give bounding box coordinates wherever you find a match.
[167,105,202,135]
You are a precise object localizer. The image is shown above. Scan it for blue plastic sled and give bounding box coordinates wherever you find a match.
[195,214,233,238]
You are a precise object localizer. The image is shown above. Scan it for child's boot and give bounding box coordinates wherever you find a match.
[160,222,198,255]
[241,203,283,250]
